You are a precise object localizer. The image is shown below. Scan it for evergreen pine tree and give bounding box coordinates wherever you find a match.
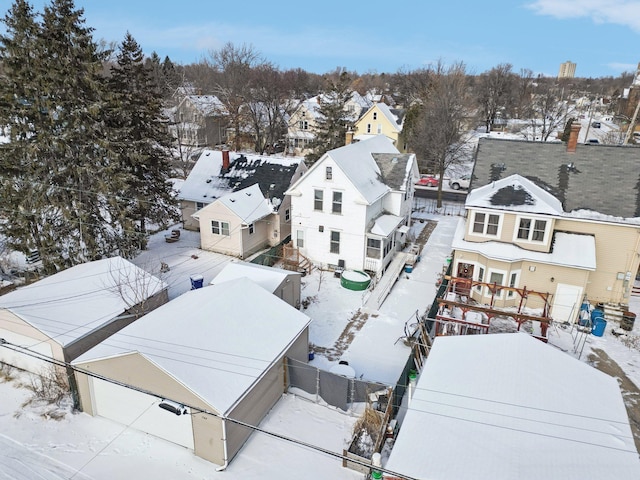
[105,32,177,255]
[305,71,354,164]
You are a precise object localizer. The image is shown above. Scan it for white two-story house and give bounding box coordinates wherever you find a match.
[286,135,419,279]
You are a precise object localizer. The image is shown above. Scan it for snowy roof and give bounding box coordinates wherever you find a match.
[472,137,640,220]
[73,277,310,415]
[385,333,640,480]
[178,150,304,208]
[369,214,404,237]
[295,92,371,122]
[466,174,564,215]
[373,103,404,132]
[182,95,227,116]
[289,135,404,205]
[210,261,299,293]
[0,257,167,347]
[452,221,596,270]
[210,183,274,224]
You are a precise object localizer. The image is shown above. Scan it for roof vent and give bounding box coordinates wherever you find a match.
[392,157,398,163]
[206,178,212,183]
[270,183,276,190]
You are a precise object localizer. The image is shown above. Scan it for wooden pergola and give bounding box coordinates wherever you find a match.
[434,275,554,342]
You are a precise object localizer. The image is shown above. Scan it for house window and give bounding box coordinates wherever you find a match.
[319,225,324,232]
[296,230,304,248]
[517,218,547,242]
[248,223,254,235]
[211,220,230,236]
[367,238,381,258]
[472,212,500,236]
[488,271,504,296]
[314,189,323,211]
[196,202,206,210]
[326,166,332,180]
[330,231,340,254]
[507,271,519,298]
[367,123,371,133]
[299,120,308,130]
[285,209,290,222]
[373,112,377,120]
[377,124,382,134]
[332,191,342,214]
[476,266,485,292]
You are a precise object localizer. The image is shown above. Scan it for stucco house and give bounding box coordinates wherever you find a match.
[286,92,371,156]
[210,261,301,308]
[451,128,640,323]
[286,135,419,278]
[72,277,310,468]
[178,149,306,232]
[169,95,228,147]
[0,257,168,375]
[353,103,406,152]
[385,333,640,480]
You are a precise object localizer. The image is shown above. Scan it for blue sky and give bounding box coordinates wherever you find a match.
[10,0,640,78]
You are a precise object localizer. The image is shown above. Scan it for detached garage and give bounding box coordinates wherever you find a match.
[73,277,311,467]
[0,257,168,374]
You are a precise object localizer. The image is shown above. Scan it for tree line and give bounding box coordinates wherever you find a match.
[1,0,635,272]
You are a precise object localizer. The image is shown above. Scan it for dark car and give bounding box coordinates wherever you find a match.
[591,121,601,128]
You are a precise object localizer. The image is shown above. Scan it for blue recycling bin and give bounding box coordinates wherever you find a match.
[591,317,607,337]
[190,274,204,290]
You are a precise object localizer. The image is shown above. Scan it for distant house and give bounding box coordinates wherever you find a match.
[73,277,310,467]
[385,333,640,480]
[211,261,301,308]
[0,257,167,374]
[286,92,372,156]
[178,149,307,233]
[170,95,228,147]
[451,127,640,322]
[286,135,419,278]
[353,103,406,152]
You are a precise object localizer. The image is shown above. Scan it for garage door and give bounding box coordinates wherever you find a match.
[550,284,583,324]
[90,377,194,449]
[0,328,53,374]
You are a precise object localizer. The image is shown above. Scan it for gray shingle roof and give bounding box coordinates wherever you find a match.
[471,138,640,218]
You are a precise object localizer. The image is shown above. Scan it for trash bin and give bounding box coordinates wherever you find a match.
[190,274,204,290]
[591,317,607,337]
[621,311,636,331]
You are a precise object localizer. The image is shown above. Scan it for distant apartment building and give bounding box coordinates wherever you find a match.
[558,61,577,79]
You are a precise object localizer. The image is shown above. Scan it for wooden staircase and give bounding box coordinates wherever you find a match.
[282,242,314,275]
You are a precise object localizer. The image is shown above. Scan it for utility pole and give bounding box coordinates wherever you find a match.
[623,95,640,145]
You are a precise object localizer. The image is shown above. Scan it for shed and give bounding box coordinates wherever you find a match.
[211,261,302,308]
[385,333,640,480]
[0,257,168,374]
[72,277,310,467]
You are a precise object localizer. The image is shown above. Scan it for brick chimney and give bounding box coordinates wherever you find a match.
[567,123,581,153]
[345,130,354,145]
[222,150,230,170]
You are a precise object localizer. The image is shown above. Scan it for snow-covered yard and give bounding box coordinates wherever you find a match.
[1,210,640,479]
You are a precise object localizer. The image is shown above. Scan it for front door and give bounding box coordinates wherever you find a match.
[456,263,474,295]
[551,283,583,324]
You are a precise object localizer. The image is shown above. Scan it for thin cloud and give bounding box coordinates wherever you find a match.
[607,62,638,72]
[526,0,640,31]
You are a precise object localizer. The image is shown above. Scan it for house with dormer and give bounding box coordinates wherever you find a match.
[450,126,640,323]
[170,95,228,147]
[286,135,419,278]
[286,92,372,156]
[178,150,306,237]
[353,103,406,152]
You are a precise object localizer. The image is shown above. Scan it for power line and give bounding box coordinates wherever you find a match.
[0,340,418,480]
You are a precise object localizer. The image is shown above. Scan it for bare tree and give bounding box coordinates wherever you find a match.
[475,63,515,132]
[408,61,474,208]
[205,42,268,151]
[521,82,575,141]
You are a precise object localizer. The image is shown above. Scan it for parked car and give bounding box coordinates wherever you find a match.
[585,139,600,144]
[591,121,601,128]
[449,174,471,190]
[415,175,439,187]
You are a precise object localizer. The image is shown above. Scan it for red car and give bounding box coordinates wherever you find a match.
[415,176,439,187]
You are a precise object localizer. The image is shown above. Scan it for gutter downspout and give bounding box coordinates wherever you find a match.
[216,418,229,471]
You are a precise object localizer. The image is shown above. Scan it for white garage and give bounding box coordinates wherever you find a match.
[90,377,194,449]
[0,328,53,374]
